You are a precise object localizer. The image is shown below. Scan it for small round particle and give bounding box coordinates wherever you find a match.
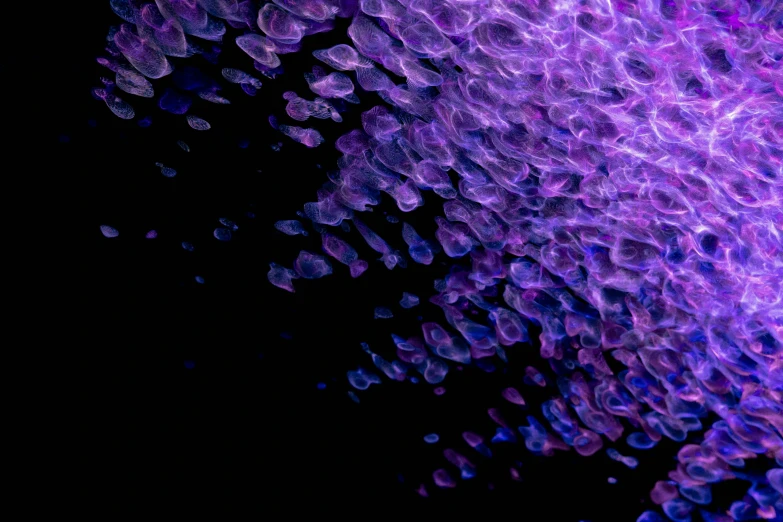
[184,360,195,369]
[100,225,119,238]
[424,433,439,443]
[214,228,232,241]
[195,276,205,284]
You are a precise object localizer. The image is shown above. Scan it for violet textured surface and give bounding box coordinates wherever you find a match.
[92,0,783,519]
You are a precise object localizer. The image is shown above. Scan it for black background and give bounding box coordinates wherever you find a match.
[38,3,752,519]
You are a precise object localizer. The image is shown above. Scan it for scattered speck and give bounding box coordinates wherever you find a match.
[374,307,394,319]
[100,225,119,238]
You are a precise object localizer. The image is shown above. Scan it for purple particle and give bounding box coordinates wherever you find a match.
[374,307,393,319]
[213,228,232,241]
[100,225,119,238]
[399,292,420,309]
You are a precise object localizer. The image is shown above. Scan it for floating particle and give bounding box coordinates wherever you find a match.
[177,140,190,152]
[349,260,368,278]
[274,220,308,236]
[433,386,446,395]
[221,68,262,88]
[186,115,211,130]
[608,477,617,484]
[198,91,230,104]
[347,368,381,390]
[184,360,195,369]
[96,90,135,120]
[399,292,420,309]
[115,67,154,98]
[157,164,177,178]
[627,432,657,450]
[524,367,546,387]
[213,228,232,241]
[181,241,194,252]
[100,225,119,238]
[159,88,192,114]
[433,469,455,488]
[386,215,399,223]
[501,387,526,406]
[137,116,152,127]
[218,218,238,231]
[347,391,360,403]
[636,512,664,522]
[294,251,332,279]
[424,433,439,444]
[278,124,324,148]
[195,276,204,284]
[145,230,157,239]
[662,499,693,521]
[268,262,298,293]
[374,307,394,319]
[317,382,326,390]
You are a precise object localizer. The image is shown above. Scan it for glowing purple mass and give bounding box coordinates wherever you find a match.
[94,0,783,518]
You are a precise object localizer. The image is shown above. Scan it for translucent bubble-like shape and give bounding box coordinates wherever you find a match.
[213,228,232,241]
[236,34,281,69]
[116,68,154,98]
[257,3,306,44]
[275,220,308,236]
[374,307,394,319]
[399,292,420,309]
[293,251,332,279]
[268,262,298,293]
[186,115,211,130]
[100,225,119,238]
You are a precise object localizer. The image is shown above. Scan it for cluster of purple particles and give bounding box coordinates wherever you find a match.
[94,0,783,520]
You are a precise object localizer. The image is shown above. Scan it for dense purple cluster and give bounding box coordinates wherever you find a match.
[95,0,783,520]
